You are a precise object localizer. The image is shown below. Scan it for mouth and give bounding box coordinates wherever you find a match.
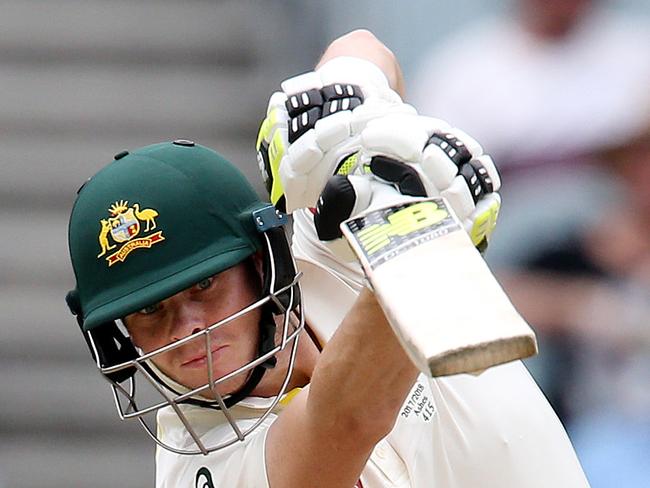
[181,345,228,368]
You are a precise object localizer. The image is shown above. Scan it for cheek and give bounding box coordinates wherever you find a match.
[127,324,167,354]
[225,311,262,359]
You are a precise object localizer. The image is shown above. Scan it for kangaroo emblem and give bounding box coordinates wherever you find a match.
[97,219,116,258]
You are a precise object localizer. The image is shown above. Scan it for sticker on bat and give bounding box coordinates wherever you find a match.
[342,197,461,269]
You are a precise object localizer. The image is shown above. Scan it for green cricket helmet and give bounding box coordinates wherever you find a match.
[66,140,303,455]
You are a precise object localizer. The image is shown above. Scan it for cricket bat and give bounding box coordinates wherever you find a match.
[339,194,537,377]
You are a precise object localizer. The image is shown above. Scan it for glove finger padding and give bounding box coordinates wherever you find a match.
[279,96,415,212]
[259,83,364,213]
[358,113,502,251]
[368,155,427,197]
[257,57,411,213]
[314,175,372,241]
[314,174,373,261]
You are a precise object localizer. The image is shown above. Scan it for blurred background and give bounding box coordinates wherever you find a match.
[0,1,648,487]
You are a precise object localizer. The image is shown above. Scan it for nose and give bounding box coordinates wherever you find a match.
[169,300,207,342]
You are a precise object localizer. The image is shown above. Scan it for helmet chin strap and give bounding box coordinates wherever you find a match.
[142,304,278,410]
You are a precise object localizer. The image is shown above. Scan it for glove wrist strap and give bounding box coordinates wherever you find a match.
[317,56,390,91]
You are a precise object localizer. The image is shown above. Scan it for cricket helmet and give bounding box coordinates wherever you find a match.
[66,140,303,455]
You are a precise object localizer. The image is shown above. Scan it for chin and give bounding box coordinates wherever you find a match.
[185,365,250,397]
[198,376,248,400]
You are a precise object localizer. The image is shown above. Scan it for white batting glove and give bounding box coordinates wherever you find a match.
[314,113,502,257]
[361,113,501,249]
[256,56,414,213]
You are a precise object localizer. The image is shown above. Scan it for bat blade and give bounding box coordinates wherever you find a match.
[339,197,537,377]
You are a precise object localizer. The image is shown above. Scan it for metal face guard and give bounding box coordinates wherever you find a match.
[91,273,304,456]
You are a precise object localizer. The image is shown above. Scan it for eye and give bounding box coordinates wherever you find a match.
[138,303,161,315]
[196,277,214,291]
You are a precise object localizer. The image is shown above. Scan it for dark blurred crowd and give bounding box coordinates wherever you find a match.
[411,0,650,486]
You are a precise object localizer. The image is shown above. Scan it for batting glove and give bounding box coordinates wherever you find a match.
[314,113,502,258]
[256,56,414,213]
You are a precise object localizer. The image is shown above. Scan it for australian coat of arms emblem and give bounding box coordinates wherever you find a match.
[97,200,165,266]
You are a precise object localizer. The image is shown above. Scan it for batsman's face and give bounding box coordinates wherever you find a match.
[124,260,262,398]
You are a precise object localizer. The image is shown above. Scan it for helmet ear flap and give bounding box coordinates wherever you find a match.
[255,222,300,374]
[86,324,138,383]
[252,205,300,314]
[66,289,138,383]
[261,226,300,314]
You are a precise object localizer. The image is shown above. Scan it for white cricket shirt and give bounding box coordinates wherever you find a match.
[154,210,590,487]
[155,363,589,487]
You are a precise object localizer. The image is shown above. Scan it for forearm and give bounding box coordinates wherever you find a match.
[307,287,419,443]
[316,29,406,98]
[267,287,419,487]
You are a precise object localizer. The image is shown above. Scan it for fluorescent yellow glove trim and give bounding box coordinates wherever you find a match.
[256,108,283,150]
[269,129,287,205]
[469,199,500,246]
[336,152,359,176]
